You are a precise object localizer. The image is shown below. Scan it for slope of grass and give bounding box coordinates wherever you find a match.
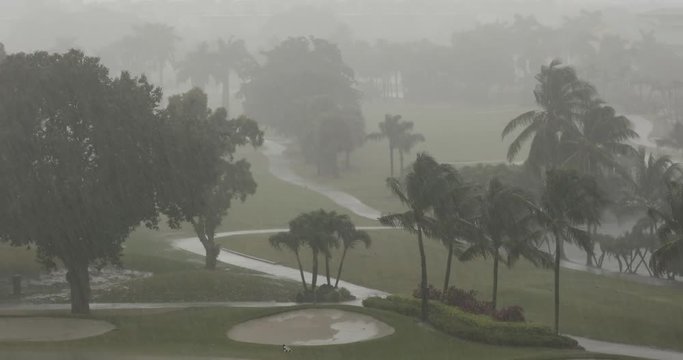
[96,269,299,303]
[0,306,623,360]
[218,229,683,351]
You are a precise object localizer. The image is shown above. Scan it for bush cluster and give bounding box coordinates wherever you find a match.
[413,285,525,322]
[364,296,579,349]
[295,284,355,303]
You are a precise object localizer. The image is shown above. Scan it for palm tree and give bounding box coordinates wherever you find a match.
[290,210,340,290]
[648,181,683,278]
[396,132,425,175]
[535,168,606,334]
[560,104,638,265]
[431,173,476,296]
[459,178,551,309]
[334,223,371,288]
[176,43,214,89]
[502,60,597,173]
[367,114,416,177]
[379,153,458,321]
[628,148,682,213]
[269,232,308,291]
[131,23,179,87]
[213,38,256,116]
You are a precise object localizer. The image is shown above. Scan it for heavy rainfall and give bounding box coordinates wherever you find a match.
[0,1,682,359]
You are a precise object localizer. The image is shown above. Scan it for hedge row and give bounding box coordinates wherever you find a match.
[363,296,579,349]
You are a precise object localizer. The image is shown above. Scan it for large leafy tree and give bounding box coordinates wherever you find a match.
[241,37,363,175]
[155,88,263,270]
[379,153,458,321]
[535,169,606,334]
[503,60,597,174]
[0,50,162,314]
[176,42,214,89]
[460,178,551,309]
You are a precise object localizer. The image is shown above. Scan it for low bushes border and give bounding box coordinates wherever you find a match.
[363,296,579,349]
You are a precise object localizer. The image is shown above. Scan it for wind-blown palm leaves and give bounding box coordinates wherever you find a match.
[459,178,551,309]
[270,210,369,292]
[431,173,477,296]
[269,232,308,291]
[561,105,639,175]
[502,60,598,173]
[648,182,683,277]
[535,168,607,334]
[368,114,424,177]
[379,153,458,321]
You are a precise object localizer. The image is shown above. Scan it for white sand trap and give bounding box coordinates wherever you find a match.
[0,317,115,341]
[227,309,394,346]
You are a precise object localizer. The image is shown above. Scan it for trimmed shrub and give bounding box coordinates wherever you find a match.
[363,296,578,349]
[295,285,355,303]
[493,305,525,322]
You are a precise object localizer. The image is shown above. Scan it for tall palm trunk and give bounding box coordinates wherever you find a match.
[335,246,349,288]
[389,144,395,177]
[442,240,454,298]
[417,224,429,322]
[325,255,331,285]
[554,232,562,334]
[399,150,404,175]
[295,251,308,291]
[222,74,231,117]
[311,250,319,290]
[492,250,500,310]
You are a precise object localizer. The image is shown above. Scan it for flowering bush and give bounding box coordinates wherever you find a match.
[413,284,524,322]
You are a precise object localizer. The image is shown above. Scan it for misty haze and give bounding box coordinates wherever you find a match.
[1,1,683,359]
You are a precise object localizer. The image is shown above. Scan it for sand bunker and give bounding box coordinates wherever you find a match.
[227,309,394,346]
[0,317,115,341]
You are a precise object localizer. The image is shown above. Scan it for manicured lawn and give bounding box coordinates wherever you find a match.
[289,102,530,212]
[0,306,621,360]
[96,268,299,303]
[219,229,683,352]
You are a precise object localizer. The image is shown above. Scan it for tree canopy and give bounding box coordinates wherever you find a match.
[0,50,162,314]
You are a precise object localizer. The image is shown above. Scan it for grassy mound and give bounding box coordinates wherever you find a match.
[363,296,579,349]
[96,269,299,303]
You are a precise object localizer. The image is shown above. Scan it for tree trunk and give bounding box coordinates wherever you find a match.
[335,246,348,288]
[158,62,164,88]
[202,238,220,270]
[325,255,331,285]
[442,240,454,299]
[222,75,231,117]
[311,251,319,290]
[417,225,429,322]
[66,261,91,315]
[586,224,595,267]
[554,232,562,334]
[389,145,395,177]
[399,150,404,176]
[295,251,308,291]
[492,250,500,310]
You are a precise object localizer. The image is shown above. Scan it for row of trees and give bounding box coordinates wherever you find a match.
[0,50,262,314]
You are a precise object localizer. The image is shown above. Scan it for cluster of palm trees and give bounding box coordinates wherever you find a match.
[381,152,606,334]
[269,210,370,293]
[381,59,683,334]
[367,114,425,177]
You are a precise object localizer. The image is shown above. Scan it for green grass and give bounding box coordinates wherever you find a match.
[96,269,299,303]
[289,102,530,212]
[218,230,683,351]
[0,306,623,360]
